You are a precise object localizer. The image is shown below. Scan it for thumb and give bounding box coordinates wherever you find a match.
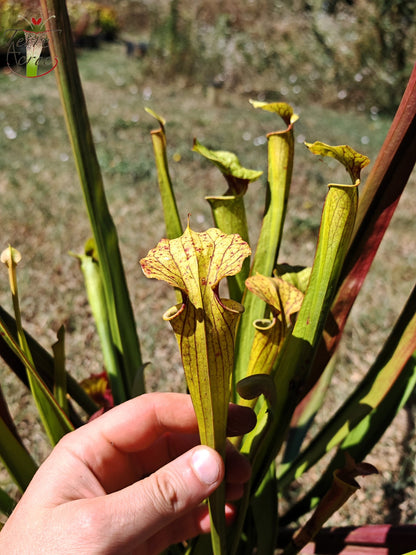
[97,446,224,550]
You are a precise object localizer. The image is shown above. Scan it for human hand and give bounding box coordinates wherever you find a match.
[0,392,255,554]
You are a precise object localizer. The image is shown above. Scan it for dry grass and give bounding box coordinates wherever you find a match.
[0,40,415,530]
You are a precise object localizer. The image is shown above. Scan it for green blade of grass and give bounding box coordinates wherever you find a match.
[40,0,144,400]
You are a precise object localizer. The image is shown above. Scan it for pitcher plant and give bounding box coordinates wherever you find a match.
[0,0,415,553]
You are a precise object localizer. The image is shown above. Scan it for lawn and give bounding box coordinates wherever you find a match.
[0,40,415,527]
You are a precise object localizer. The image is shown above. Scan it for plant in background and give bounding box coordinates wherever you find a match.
[0,0,415,554]
[146,0,197,78]
[66,0,119,43]
[126,0,416,113]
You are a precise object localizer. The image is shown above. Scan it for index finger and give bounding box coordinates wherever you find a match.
[72,392,255,453]
[94,392,199,452]
[57,392,254,493]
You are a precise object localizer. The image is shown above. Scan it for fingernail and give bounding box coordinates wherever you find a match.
[191,448,221,485]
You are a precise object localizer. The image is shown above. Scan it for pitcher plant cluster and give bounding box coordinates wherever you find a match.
[138,104,379,554]
[0,0,415,554]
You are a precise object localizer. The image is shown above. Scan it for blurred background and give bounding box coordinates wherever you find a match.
[2,0,415,111]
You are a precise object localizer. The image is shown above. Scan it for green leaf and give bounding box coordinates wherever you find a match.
[1,246,74,444]
[278,283,416,489]
[249,100,299,126]
[0,415,38,492]
[233,101,297,398]
[307,65,416,393]
[251,462,278,555]
[282,456,377,554]
[0,386,38,493]
[242,175,359,495]
[144,107,166,127]
[141,226,250,450]
[0,314,74,445]
[193,139,263,195]
[205,196,250,301]
[276,264,312,294]
[193,138,262,301]
[40,0,144,399]
[237,374,276,405]
[0,487,16,518]
[146,108,183,240]
[237,275,303,410]
[246,274,304,327]
[281,355,337,468]
[0,306,98,419]
[52,325,68,415]
[74,243,128,405]
[281,350,416,525]
[305,142,370,184]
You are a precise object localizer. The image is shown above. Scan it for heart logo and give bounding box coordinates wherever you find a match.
[32,17,42,26]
